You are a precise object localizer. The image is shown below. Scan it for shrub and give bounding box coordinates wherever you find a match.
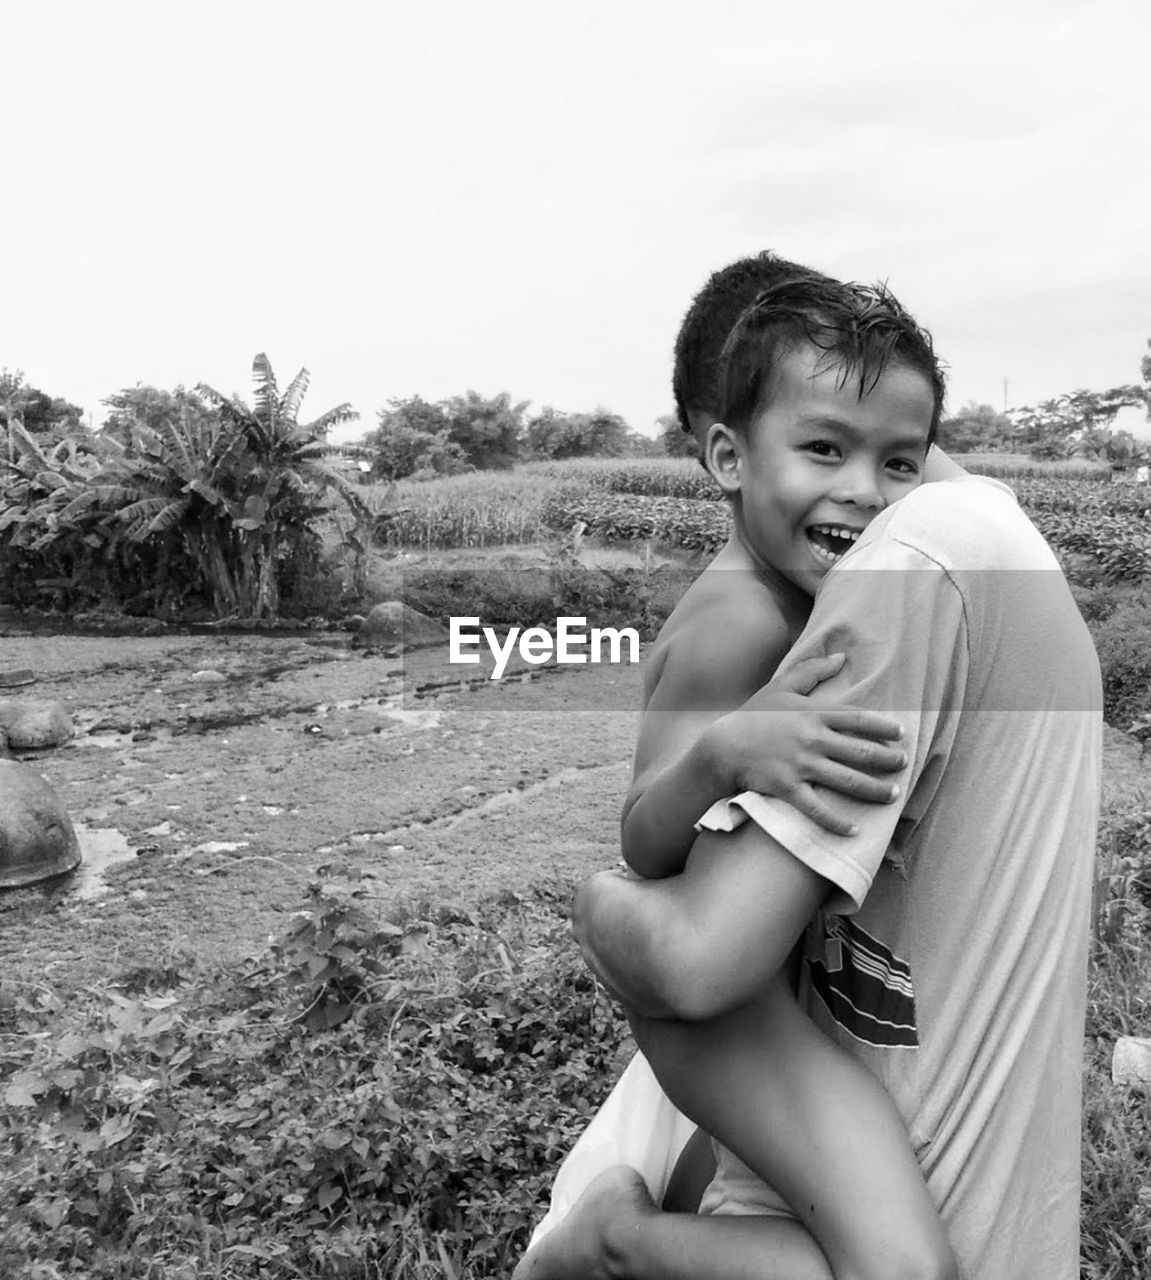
[1088,600,1151,726]
[541,493,730,553]
[0,875,630,1279]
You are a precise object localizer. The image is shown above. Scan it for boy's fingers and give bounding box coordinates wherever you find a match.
[825,735,908,774]
[793,786,859,837]
[823,706,904,742]
[774,652,845,695]
[812,761,901,804]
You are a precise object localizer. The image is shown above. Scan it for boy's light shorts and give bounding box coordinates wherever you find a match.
[699,1141,795,1218]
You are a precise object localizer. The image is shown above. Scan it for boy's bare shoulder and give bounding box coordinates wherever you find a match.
[643,564,799,710]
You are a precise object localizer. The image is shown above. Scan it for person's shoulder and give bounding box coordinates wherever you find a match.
[862,477,1055,573]
[890,476,1017,525]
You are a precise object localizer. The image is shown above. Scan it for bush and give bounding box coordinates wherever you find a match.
[0,876,630,1279]
[1088,599,1151,726]
[541,493,730,553]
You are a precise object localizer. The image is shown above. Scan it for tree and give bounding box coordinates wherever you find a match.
[441,390,526,470]
[365,396,469,481]
[101,384,217,445]
[0,369,84,440]
[935,402,1016,454]
[0,420,125,609]
[183,354,371,617]
[620,429,663,457]
[524,405,631,459]
[657,412,702,459]
[1141,339,1151,422]
[1011,385,1146,458]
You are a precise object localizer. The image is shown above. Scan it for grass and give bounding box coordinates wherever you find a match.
[373,453,1123,554]
[955,452,1113,480]
[373,457,713,550]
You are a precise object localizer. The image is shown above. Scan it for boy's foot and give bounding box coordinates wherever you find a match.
[513,1165,655,1280]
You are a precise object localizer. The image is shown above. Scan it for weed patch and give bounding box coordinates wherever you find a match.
[0,873,629,1279]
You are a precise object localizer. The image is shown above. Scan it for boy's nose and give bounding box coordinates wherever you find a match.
[830,467,885,510]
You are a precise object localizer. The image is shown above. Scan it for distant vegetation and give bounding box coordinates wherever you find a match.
[0,344,1148,621]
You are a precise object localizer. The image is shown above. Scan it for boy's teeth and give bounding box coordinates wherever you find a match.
[807,523,861,565]
[812,524,860,542]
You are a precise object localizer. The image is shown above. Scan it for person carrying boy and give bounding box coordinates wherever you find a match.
[519,265,1101,1278]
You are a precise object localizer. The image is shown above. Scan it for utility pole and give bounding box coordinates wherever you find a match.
[1003,378,1009,414]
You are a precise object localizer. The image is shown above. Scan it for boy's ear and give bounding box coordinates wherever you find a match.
[705,422,743,495]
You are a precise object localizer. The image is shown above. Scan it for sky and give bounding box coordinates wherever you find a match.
[3,0,1149,442]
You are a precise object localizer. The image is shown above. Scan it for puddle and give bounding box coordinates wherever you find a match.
[71,825,137,899]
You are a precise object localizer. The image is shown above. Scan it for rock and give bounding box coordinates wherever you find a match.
[1112,1036,1151,1088]
[189,670,227,684]
[0,699,75,749]
[0,669,34,689]
[352,602,448,652]
[0,760,81,889]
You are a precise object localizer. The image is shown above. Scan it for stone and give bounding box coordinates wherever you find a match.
[352,602,448,651]
[189,670,227,684]
[0,760,81,889]
[0,699,75,749]
[1112,1036,1151,1088]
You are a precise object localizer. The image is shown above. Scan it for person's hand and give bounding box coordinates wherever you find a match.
[705,653,907,837]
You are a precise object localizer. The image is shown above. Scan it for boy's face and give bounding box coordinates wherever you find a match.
[725,341,934,595]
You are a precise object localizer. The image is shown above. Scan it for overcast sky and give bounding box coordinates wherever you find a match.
[4,0,1149,442]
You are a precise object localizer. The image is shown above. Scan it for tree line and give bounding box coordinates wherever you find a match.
[5,341,1150,484]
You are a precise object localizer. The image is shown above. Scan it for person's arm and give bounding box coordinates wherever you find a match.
[576,819,830,1020]
[622,644,907,881]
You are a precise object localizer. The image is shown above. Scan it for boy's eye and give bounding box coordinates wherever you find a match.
[887,457,921,477]
[805,441,839,458]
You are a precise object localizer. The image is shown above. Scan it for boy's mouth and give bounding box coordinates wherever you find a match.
[806,523,862,566]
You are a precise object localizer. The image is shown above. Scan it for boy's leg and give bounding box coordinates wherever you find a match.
[631,978,953,1280]
[514,1165,835,1280]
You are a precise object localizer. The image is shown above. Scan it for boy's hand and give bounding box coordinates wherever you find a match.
[706,653,907,838]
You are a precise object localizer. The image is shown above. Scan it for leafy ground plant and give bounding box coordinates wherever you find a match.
[0,873,630,1279]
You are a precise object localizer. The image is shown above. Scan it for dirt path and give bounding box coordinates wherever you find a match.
[0,632,645,988]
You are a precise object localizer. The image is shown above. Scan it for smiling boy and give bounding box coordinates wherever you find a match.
[519,277,958,1280]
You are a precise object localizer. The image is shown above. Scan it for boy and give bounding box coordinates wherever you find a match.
[518,274,957,1279]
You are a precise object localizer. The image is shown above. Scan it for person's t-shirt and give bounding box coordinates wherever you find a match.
[700,476,1102,1279]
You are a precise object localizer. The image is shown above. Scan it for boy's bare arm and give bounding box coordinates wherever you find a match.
[622,621,906,880]
[621,607,791,879]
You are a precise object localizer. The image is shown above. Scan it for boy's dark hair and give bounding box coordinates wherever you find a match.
[673,252,828,431]
[718,277,946,444]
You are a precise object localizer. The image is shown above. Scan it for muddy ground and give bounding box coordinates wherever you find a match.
[2,624,1146,996]
[0,628,646,989]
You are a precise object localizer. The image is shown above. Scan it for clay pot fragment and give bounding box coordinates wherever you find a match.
[0,760,81,889]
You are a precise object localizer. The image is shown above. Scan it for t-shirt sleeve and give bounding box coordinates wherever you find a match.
[697,534,970,914]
